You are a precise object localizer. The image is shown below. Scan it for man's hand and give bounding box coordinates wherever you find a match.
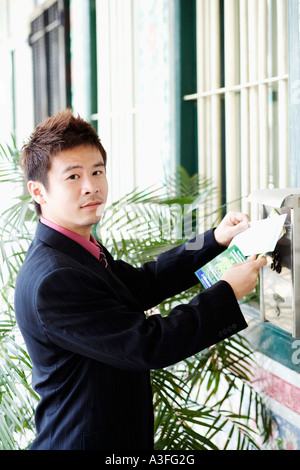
[222,255,267,300]
[214,211,250,247]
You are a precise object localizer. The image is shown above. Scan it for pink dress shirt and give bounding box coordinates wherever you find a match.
[40,216,100,260]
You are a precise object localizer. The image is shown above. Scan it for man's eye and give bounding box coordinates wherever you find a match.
[94,170,103,175]
[69,174,79,180]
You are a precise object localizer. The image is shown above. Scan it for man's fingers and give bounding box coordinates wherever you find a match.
[228,211,250,229]
[255,255,267,269]
[230,220,250,237]
[246,254,267,270]
[237,254,267,271]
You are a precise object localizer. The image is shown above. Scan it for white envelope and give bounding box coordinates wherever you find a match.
[228,213,287,256]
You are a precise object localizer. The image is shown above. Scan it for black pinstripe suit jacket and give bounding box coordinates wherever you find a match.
[14,221,247,450]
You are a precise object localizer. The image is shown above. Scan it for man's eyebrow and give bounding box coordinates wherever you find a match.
[62,162,105,174]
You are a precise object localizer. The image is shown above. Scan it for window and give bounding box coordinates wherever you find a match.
[184,0,289,218]
[288,0,300,188]
[93,0,178,201]
[29,0,71,126]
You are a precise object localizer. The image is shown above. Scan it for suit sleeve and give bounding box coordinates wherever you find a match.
[106,229,227,310]
[35,231,247,371]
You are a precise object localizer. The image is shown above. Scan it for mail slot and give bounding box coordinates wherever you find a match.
[248,189,300,338]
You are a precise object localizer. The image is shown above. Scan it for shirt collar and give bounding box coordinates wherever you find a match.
[40,216,100,260]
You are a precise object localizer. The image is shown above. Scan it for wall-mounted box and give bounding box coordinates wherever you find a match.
[249,189,300,338]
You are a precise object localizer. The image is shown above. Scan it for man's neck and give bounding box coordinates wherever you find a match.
[40,216,92,240]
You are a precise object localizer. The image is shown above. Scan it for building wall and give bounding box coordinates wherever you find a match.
[0,0,36,214]
[243,304,300,449]
[190,0,300,449]
[253,353,300,449]
[0,0,177,206]
[0,0,35,147]
[0,0,299,450]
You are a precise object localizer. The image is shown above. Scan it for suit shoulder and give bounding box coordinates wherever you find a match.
[18,239,80,283]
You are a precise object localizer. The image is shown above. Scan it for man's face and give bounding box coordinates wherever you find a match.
[29,145,108,238]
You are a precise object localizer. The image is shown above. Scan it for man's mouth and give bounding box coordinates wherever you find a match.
[81,201,101,210]
[81,201,106,217]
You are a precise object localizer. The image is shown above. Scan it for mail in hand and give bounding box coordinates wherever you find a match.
[228,213,287,257]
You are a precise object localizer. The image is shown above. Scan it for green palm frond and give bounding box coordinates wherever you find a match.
[0,321,38,449]
[0,140,24,184]
[150,333,272,450]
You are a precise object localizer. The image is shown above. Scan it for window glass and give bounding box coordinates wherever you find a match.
[185,0,288,218]
[30,0,70,126]
[95,0,177,201]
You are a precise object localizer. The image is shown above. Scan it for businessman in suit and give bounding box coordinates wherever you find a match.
[14,110,266,450]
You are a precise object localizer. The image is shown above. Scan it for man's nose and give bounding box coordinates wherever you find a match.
[81,175,99,194]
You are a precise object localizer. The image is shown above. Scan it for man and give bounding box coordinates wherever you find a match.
[14,110,266,450]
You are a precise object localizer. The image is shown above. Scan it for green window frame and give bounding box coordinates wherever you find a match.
[178,0,198,177]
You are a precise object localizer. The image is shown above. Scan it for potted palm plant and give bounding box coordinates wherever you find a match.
[0,140,272,449]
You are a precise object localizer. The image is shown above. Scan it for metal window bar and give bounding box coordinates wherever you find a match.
[239,0,250,215]
[196,0,222,227]
[224,0,239,211]
[277,0,289,188]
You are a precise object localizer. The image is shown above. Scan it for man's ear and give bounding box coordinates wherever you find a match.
[27,181,46,206]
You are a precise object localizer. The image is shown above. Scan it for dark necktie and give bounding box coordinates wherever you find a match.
[98,244,109,269]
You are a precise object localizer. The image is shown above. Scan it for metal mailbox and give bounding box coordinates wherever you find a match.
[248,188,300,338]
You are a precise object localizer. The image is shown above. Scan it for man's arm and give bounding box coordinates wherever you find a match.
[109,229,225,311]
[35,264,247,372]
[34,210,264,372]
[107,211,265,309]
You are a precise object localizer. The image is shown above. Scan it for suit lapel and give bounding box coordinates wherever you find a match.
[35,221,144,311]
[36,220,104,270]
